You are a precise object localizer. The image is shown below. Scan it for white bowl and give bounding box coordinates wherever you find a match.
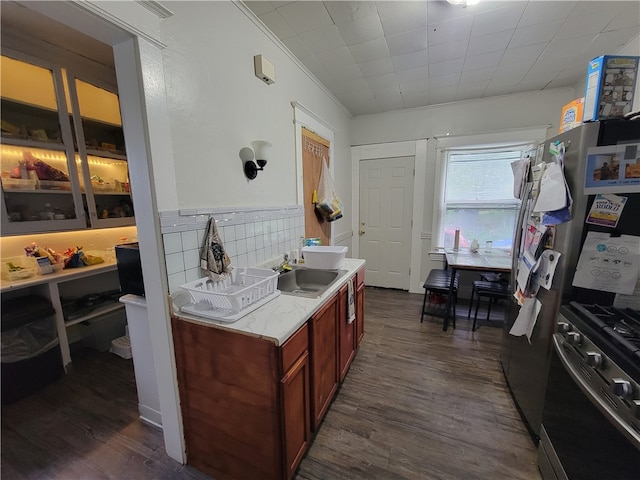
[301,246,348,269]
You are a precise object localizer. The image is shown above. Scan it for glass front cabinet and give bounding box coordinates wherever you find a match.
[1,53,134,235]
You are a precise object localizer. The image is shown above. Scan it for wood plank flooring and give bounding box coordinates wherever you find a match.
[295,288,541,480]
[2,287,540,480]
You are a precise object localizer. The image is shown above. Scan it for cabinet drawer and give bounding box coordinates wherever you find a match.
[356,267,365,287]
[281,323,308,373]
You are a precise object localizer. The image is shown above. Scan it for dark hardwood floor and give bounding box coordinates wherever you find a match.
[295,288,541,480]
[2,288,540,480]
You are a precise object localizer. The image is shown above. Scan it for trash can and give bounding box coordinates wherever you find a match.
[1,295,62,404]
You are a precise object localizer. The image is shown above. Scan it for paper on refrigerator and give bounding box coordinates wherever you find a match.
[572,232,640,295]
[532,250,562,290]
[509,297,542,342]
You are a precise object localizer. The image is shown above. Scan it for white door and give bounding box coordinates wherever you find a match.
[359,156,414,289]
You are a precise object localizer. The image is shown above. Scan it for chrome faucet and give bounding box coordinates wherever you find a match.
[272,254,291,273]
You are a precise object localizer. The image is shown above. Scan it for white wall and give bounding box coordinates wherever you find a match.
[159,2,352,229]
[351,88,577,292]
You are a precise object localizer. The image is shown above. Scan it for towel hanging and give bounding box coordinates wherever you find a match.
[200,217,232,281]
[347,278,356,324]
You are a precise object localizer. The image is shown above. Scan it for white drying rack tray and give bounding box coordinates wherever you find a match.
[180,267,279,322]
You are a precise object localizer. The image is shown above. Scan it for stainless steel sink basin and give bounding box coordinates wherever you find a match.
[277,267,348,298]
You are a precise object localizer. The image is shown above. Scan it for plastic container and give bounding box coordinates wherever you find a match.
[1,177,38,190]
[1,256,38,281]
[180,267,278,313]
[301,246,348,269]
[110,335,132,359]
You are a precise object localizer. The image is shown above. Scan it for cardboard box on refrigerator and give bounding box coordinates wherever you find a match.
[559,97,584,133]
[583,55,639,122]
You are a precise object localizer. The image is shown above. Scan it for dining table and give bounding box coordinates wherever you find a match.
[442,248,513,331]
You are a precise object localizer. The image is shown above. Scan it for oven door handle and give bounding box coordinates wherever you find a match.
[552,335,640,448]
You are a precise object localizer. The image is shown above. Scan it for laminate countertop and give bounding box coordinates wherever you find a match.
[172,258,365,346]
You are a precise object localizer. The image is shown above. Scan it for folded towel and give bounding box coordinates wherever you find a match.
[200,217,232,281]
[347,278,356,324]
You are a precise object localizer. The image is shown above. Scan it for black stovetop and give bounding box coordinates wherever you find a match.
[562,302,640,382]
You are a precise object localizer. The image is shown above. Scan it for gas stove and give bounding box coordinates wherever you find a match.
[555,302,640,448]
[560,302,640,383]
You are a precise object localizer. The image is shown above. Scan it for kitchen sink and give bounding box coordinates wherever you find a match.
[277,267,348,298]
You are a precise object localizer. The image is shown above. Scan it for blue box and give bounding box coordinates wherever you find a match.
[582,55,639,122]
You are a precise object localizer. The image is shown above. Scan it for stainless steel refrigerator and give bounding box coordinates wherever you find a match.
[500,119,640,442]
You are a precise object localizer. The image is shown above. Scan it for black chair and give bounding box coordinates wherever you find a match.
[468,280,510,331]
[421,269,459,327]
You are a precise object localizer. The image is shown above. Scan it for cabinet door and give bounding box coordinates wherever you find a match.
[338,281,356,382]
[281,352,310,480]
[1,55,86,234]
[356,268,365,347]
[67,75,134,228]
[310,294,339,431]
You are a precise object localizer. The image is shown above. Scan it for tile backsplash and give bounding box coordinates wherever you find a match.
[159,205,304,293]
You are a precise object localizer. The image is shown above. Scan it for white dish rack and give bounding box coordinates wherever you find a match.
[180,267,279,321]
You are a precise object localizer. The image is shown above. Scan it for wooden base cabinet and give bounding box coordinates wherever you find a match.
[356,267,365,347]
[338,281,356,382]
[309,294,339,431]
[171,319,310,480]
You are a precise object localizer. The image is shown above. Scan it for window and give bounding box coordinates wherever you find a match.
[435,144,539,250]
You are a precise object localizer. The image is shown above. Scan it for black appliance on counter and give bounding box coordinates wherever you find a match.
[115,242,145,297]
[500,119,640,478]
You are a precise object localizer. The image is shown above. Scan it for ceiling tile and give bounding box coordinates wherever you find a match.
[428,15,474,46]
[555,11,619,39]
[500,42,547,65]
[484,82,514,97]
[386,29,428,56]
[372,85,401,97]
[299,25,346,53]
[282,35,314,58]
[490,61,532,86]
[391,50,429,72]
[244,1,275,16]
[512,80,547,94]
[324,1,378,24]
[471,4,526,37]
[540,34,594,60]
[402,90,429,108]
[258,11,296,39]
[376,95,405,112]
[336,14,384,46]
[367,72,400,89]
[315,46,357,70]
[299,54,326,74]
[359,57,395,77]
[585,28,640,60]
[339,77,372,94]
[509,20,562,49]
[398,78,430,93]
[517,1,578,27]
[349,37,390,64]
[603,4,640,32]
[467,29,513,56]
[429,57,465,77]
[330,63,364,81]
[460,66,494,84]
[377,0,427,36]
[276,1,334,34]
[426,0,475,25]
[427,72,461,88]
[427,85,458,105]
[397,65,429,83]
[428,39,469,64]
[570,0,627,16]
[456,81,490,101]
[463,51,503,71]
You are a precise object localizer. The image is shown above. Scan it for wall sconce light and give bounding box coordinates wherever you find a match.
[242,140,271,180]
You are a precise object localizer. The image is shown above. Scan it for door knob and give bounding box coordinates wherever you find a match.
[361,222,366,226]
[359,230,365,236]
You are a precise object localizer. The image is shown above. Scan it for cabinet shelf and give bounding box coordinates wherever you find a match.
[64,301,124,327]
